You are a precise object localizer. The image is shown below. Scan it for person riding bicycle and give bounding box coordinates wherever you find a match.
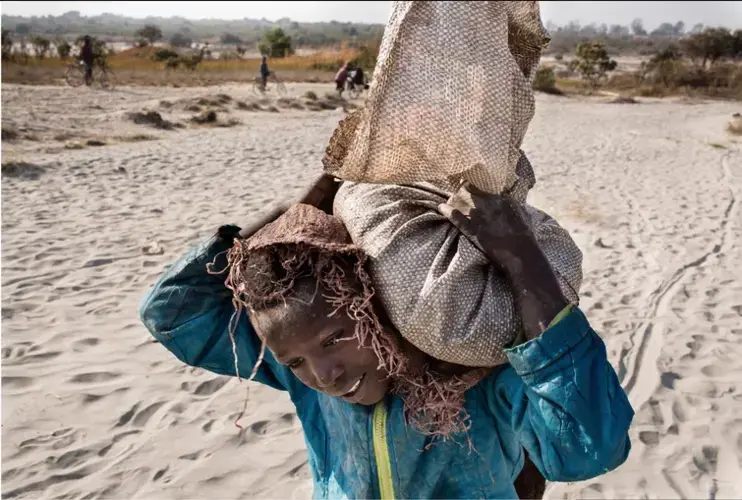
[259,55,270,90]
[80,36,95,86]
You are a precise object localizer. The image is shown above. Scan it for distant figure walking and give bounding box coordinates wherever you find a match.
[335,61,350,97]
[80,36,95,86]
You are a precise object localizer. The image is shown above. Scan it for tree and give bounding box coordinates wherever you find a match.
[258,27,294,58]
[570,40,618,88]
[673,21,685,36]
[221,33,243,45]
[652,22,677,37]
[2,29,13,61]
[30,35,51,60]
[56,39,72,59]
[609,24,629,37]
[681,28,734,69]
[169,32,192,48]
[631,18,647,36]
[731,29,742,60]
[135,24,163,46]
[15,23,30,35]
[690,23,705,35]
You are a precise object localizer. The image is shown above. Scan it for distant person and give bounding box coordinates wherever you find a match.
[335,61,350,97]
[351,65,365,88]
[80,36,95,86]
[259,55,270,90]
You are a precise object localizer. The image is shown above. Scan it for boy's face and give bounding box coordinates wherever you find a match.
[252,284,391,406]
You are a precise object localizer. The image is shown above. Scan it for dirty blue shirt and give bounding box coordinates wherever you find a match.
[139,230,634,499]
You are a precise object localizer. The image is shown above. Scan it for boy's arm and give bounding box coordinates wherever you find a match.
[441,185,633,481]
[487,307,633,482]
[139,175,341,395]
[138,224,302,394]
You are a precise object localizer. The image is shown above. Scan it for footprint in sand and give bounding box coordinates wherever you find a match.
[5,351,62,366]
[193,377,229,396]
[72,338,100,352]
[68,372,121,384]
[81,258,115,268]
[178,450,202,461]
[98,430,141,457]
[638,430,661,446]
[2,376,34,390]
[201,419,215,433]
[50,447,97,470]
[114,403,139,427]
[700,364,726,377]
[132,401,166,427]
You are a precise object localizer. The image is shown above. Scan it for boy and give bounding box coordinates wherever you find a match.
[140,175,633,498]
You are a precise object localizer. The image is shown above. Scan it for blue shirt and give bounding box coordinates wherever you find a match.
[139,231,634,499]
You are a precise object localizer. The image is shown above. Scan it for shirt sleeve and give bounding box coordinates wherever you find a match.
[485,306,634,482]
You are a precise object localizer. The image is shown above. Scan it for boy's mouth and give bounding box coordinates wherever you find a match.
[341,374,366,399]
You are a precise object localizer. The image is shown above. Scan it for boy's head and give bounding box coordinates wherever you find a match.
[223,204,405,405]
[219,203,486,438]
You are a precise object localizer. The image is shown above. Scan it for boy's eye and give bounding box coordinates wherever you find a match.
[286,358,303,369]
[322,329,347,348]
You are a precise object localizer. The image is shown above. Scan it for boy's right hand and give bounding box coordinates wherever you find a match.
[238,174,341,239]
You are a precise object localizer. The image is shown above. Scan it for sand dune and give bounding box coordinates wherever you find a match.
[2,82,741,499]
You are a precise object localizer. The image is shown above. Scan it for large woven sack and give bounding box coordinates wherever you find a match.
[324,0,583,367]
[333,158,583,367]
[323,0,550,194]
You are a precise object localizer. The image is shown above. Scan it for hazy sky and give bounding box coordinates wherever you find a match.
[2,1,741,29]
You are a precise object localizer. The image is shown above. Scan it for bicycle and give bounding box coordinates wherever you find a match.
[346,79,369,100]
[252,73,287,96]
[65,59,117,90]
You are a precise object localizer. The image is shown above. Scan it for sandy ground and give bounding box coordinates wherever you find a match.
[2,82,741,499]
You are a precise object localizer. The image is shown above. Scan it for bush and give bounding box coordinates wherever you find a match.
[2,29,12,61]
[221,33,243,45]
[352,40,380,71]
[56,39,72,59]
[571,40,618,88]
[152,48,180,62]
[532,66,557,91]
[136,24,163,46]
[30,36,51,60]
[259,27,294,58]
[170,32,193,48]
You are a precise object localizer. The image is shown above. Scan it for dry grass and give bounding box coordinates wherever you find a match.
[1,48,359,87]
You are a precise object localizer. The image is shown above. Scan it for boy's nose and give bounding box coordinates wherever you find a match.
[313,359,344,390]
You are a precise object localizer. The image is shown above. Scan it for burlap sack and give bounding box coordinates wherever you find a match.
[325,1,583,367]
[323,0,550,194]
[333,158,583,367]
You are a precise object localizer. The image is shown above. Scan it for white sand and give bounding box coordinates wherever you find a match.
[2,83,741,499]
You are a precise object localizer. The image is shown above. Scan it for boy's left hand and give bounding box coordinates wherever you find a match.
[438,182,538,272]
[439,182,569,338]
